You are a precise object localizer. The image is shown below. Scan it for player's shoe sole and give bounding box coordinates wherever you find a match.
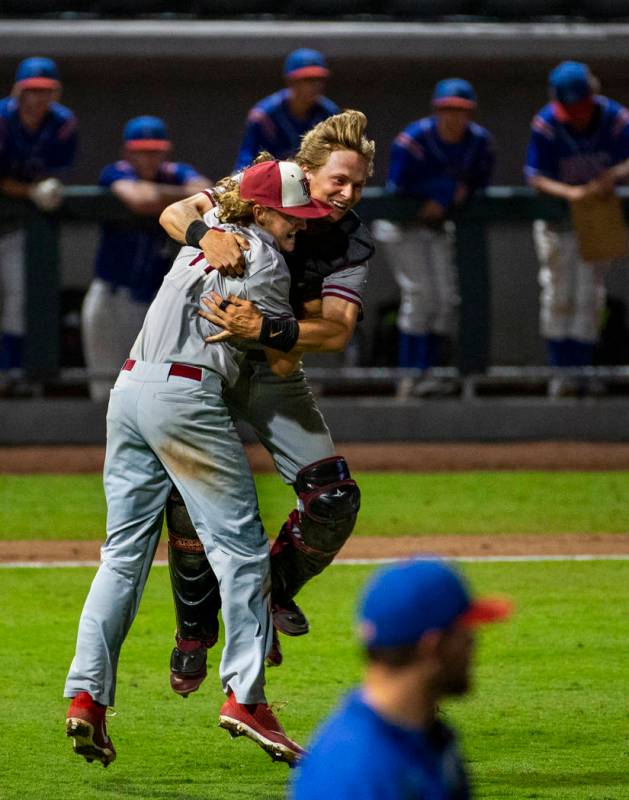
[272,601,309,637]
[218,714,302,766]
[66,717,116,767]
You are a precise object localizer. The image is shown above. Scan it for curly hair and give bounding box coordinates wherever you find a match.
[213,175,255,225]
[296,109,375,176]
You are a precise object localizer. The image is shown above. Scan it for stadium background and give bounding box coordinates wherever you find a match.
[3,19,629,377]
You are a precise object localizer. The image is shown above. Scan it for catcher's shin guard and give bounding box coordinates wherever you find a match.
[166,488,221,644]
[270,456,360,625]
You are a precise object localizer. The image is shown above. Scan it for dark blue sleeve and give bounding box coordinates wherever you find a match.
[468,134,494,191]
[524,120,556,183]
[168,162,202,184]
[610,107,629,164]
[46,113,78,174]
[99,162,134,188]
[234,107,276,170]
[386,135,422,194]
[0,117,9,177]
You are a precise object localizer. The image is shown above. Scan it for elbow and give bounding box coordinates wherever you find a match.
[327,328,354,353]
[158,205,174,231]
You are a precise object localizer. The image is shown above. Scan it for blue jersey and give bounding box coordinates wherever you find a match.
[525,96,629,185]
[290,691,470,800]
[234,89,339,170]
[386,116,494,208]
[94,159,200,304]
[0,96,77,181]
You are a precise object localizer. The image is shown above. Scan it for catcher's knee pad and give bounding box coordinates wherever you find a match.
[271,456,360,602]
[166,487,221,643]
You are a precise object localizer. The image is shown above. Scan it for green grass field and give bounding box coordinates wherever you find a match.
[2,471,628,798]
[2,471,629,538]
[2,561,628,800]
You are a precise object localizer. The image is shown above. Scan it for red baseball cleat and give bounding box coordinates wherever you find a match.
[170,634,217,697]
[218,692,305,765]
[66,692,116,767]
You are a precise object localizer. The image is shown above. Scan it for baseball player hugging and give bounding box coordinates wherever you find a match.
[64,160,331,768]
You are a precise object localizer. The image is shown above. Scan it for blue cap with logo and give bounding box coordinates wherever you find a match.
[284,48,330,80]
[15,57,60,91]
[432,78,477,110]
[549,61,593,105]
[123,115,171,152]
[358,558,511,649]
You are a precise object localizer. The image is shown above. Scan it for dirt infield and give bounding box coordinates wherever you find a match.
[2,532,628,564]
[3,442,627,563]
[3,441,629,473]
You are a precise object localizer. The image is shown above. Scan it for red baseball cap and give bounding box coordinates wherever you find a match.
[240,161,331,219]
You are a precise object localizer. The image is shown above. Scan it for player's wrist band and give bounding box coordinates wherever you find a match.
[185,220,211,248]
[258,315,299,353]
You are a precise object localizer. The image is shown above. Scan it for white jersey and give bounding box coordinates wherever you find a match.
[131,211,294,386]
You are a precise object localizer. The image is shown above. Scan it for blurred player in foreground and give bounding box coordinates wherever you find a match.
[0,57,77,389]
[291,558,511,799]
[234,48,339,170]
[525,61,629,397]
[375,78,494,398]
[159,110,374,688]
[64,160,331,768]
[82,115,208,400]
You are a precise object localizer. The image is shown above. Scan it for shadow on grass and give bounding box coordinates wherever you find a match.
[97,774,286,800]
[485,770,629,789]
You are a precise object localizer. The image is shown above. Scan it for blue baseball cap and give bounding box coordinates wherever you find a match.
[432,78,477,110]
[15,57,60,91]
[284,48,330,80]
[123,115,171,152]
[549,61,593,106]
[358,558,511,648]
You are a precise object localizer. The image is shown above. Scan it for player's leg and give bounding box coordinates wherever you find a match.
[145,371,303,762]
[143,370,271,705]
[231,363,360,637]
[81,280,148,401]
[0,229,26,374]
[166,485,221,696]
[570,255,609,393]
[534,222,578,395]
[65,371,172,765]
[413,226,459,396]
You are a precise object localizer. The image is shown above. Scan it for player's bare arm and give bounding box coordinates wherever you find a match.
[264,347,302,377]
[200,292,356,353]
[529,174,591,202]
[112,178,210,217]
[159,192,249,275]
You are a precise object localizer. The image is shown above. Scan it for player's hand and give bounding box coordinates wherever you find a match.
[566,184,588,202]
[200,231,250,277]
[419,199,446,225]
[29,177,63,212]
[586,171,616,199]
[199,292,264,342]
[453,183,469,206]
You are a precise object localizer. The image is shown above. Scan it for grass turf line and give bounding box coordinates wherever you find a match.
[2,471,629,539]
[1,561,627,799]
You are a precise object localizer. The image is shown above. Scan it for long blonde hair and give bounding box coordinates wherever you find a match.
[296,109,375,176]
[213,175,255,225]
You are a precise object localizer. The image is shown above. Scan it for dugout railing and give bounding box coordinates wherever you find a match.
[2,185,629,398]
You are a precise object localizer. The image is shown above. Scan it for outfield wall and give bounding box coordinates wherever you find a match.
[2,397,628,444]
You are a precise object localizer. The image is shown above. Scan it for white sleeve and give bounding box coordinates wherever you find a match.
[321,263,369,311]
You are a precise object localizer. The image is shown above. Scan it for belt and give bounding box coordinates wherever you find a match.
[122,359,203,382]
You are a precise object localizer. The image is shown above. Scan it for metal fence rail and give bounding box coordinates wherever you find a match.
[2,185,629,393]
